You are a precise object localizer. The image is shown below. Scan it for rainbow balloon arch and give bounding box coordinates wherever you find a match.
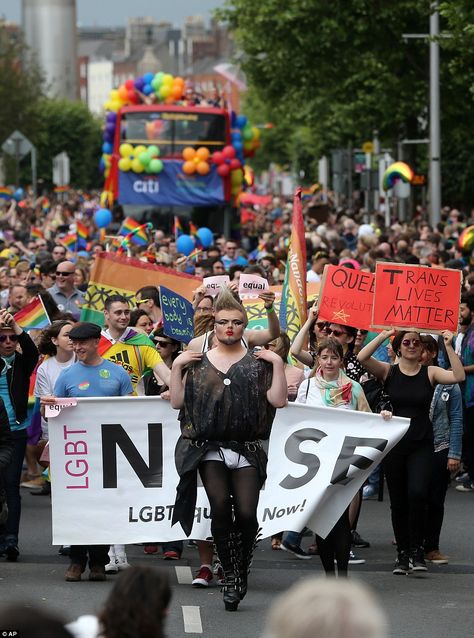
[99,71,262,209]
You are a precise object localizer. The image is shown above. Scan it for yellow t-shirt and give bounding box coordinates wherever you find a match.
[102,337,162,393]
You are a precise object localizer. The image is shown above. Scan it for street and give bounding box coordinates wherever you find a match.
[0,485,473,637]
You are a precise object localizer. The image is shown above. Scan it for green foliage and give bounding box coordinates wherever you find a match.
[217,0,474,207]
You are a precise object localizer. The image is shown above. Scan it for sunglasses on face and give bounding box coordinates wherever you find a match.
[155,340,173,347]
[56,271,74,276]
[316,322,329,330]
[357,330,368,336]
[402,338,421,347]
[0,334,19,343]
[327,329,347,337]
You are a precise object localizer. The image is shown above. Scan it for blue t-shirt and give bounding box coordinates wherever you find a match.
[54,359,133,398]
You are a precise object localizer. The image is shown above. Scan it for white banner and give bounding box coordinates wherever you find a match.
[49,398,409,544]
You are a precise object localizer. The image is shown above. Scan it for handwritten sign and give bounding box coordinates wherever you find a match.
[238,274,269,299]
[317,265,375,330]
[372,263,461,333]
[45,399,77,419]
[159,285,194,344]
[203,275,230,297]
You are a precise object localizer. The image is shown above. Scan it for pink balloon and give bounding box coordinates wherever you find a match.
[229,158,241,170]
[217,164,231,177]
[212,151,224,165]
[222,145,236,160]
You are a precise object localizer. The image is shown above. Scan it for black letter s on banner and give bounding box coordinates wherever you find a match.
[279,428,327,489]
[330,436,387,486]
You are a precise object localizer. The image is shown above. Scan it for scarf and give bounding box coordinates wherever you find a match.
[313,368,354,407]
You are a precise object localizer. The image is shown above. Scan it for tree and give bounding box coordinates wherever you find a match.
[217,0,474,208]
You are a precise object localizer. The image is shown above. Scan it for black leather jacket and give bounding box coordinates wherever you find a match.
[0,331,38,426]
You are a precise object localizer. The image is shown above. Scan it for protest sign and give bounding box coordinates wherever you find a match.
[49,397,408,543]
[372,263,461,332]
[203,275,230,296]
[238,273,269,298]
[159,286,194,344]
[317,265,375,330]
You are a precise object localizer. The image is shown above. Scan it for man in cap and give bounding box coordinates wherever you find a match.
[42,322,132,582]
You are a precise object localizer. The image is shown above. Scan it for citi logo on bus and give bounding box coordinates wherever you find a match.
[132,179,160,193]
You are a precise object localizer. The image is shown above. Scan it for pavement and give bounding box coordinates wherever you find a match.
[0,484,473,637]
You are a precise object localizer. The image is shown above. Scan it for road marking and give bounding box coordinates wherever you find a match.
[182,605,202,633]
[175,565,194,584]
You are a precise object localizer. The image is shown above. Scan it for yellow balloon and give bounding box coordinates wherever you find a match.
[119,143,134,158]
[110,100,122,112]
[134,145,147,156]
[104,167,110,178]
[252,127,261,140]
[110,89,119,101]
[159,85,171,99]
[118,157,132,171]
[131,158,144,173]
[162,74,173,86]
[104,100,113,111]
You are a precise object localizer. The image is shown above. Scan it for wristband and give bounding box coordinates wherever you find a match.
[265,305,275,313]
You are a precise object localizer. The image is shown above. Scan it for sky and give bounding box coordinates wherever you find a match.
[0,0,225,28]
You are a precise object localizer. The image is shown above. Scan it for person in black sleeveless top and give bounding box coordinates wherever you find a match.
[358,329,465,575]
[170,288,287,611]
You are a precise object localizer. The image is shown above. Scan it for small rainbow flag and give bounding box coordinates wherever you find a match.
[60,233,77,250]
[14,296,51,331]
[31,227,44,240]
[54,185,69,193]
[119,217,148,246]
[41,197,50,211]
[0,187,12,200]
[189,221,202,248]
[76,221,89,249]
[173,216,183,238]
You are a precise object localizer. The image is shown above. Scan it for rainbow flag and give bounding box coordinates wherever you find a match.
[173,216,184,238]
[0,187,12,200]
[189,221,202,248]
[279,188,307,340]
[41,197,50,211]
[14,296,51,331]
[60,233,77,250]
[119,217,148,246]
[76,221,89,249]
[54,185,69,193]
[31,227,44,240]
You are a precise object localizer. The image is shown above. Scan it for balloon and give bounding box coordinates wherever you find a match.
[134,145,147,156]
[95,208,112,228]
[118,85,128,101]
[143,84,153,96]
[242,125,253,141]
[149,158,163,173]
[109,100,121,112]
[159,85,171,99]
[162,74,173,86]
[148,145,160,157]
[131,158,145,173]
[252,127,261,140]
[119,143,133,158]
[174,76,185,86]
[77,250,90,258]
[134,77,145,90]
[233,140,243,153]
[118,157,132,171]
[196,227,213,248]
[138,151,150,166]
[244,140,254,151]
[196,147,210,161]
[229,158,241,170]
[13,188,24,201]
[110,89,119,101]
[106,112,117,123]
[222,145,236,159]
[172,85,183,99]
[196,161,210,176]
[102,142,113,154]
[98,158,105,173]
[127,89,137,102]
[183,147,196,161]
[231,170,243,186]
[176,234,195,256]
[235,115,247,128]
[217,164,230,177]
[183,161,196,175]
[143,72,154,84]
[212,151,224,165]
[125,79,134,90]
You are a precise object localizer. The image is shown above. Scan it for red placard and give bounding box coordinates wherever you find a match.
[317,265,375,330]
[372,263,461,333]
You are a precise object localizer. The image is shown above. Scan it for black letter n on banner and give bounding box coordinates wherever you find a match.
[330,436,387,486]
[102,423,163,488]
[280,428,327,489]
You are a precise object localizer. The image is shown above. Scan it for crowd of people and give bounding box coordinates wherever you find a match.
[0,188,473,616]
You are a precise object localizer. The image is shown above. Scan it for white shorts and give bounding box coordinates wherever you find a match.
[202,447,251,470]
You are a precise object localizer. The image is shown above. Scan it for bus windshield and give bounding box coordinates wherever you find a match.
[119,109,227,158]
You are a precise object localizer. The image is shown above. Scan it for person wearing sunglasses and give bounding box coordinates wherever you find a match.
[290,301,330,372]
[0,307,39,561]
[47,261,85,320]
[358,329,465,575]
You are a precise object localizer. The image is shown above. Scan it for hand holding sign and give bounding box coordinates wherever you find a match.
[44,399,78,418]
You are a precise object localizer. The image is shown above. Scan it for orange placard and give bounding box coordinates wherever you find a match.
[372,263,461,333]
[317,265,375,330]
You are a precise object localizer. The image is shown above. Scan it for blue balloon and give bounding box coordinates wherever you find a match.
[77,250,90,258]
[196,227,213,249]
[235,115,248,129]
[233,140,243,153]
[94,208,112,228]
[14,188,24,201]
[134,77,145,90]
[143,83,153,96]
[106,112,117,123]
[102,142,113,155]
[230,111,237,127]
[176,234,195,256]
[231,131,242,142]
[143,72,154,84]
[98,158,105,173]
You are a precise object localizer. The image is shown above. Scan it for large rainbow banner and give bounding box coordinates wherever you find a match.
[279,187,308,340]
